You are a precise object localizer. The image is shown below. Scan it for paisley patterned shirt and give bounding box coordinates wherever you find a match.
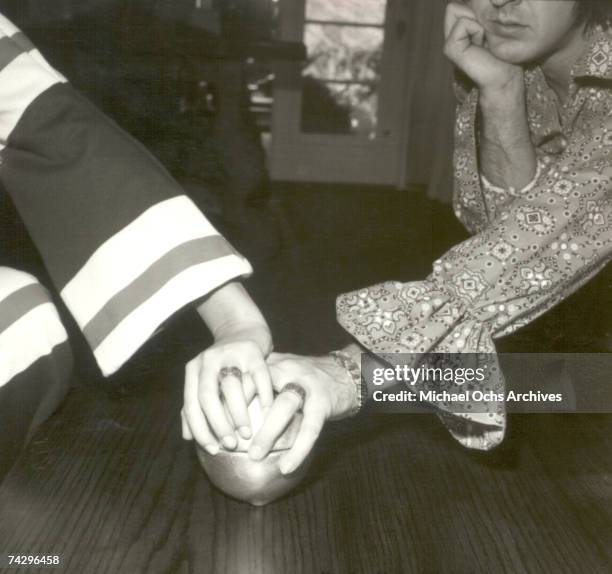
[336,28,612,450]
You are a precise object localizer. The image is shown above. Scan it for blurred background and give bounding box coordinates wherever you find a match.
[0,0,468,376]
[0,0,456,208]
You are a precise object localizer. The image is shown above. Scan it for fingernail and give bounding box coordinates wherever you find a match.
[249,445,264,460]
[222,435,237,450]
[205,443,219,455]
[280,459,296,475]
[238,426,252,439]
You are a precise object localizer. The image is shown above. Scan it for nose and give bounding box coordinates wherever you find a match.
[490,0,521,7]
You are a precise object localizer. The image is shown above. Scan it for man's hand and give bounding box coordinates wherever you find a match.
[444,2,523,98]
[444,2,536,191]
[248,353,359,475]
[182,282,274,454]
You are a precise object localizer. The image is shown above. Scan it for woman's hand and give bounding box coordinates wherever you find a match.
[248,352,360,475]
[182,282,274,454]
[444,2,523,97]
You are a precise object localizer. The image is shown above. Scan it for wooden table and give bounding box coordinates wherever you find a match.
[1,359,610,574]
[1,186,610,573]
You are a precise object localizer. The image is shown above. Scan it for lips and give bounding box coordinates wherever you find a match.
[493,19,524,27]
[487,19,526,37]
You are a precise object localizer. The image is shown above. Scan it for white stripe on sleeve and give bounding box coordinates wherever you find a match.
[0,267,38,301]
[0,13,66,78]
[0,51,65,147]
[61,195,225,329]
[27,47,67,77]
[0,13,21,37]
[93,254,252,375]
[0,303,68,388]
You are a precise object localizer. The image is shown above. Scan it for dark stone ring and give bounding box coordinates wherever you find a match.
[218,366,243,383]
[280,382,307,409]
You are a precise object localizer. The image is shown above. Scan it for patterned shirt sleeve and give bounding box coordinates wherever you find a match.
[0,14,252,376]
[337,86,612,450]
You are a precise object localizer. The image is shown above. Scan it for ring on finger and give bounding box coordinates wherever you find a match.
[218,366,243,383]
[280,382,307,410]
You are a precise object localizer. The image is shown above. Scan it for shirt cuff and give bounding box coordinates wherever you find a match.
[60,195,252,376]
[336,281,507,450]
[331,343,367,415]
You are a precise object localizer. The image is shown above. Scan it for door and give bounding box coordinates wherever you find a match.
[270,0,409,185]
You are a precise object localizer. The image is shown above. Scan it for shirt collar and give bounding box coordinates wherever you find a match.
[571,27,612,81]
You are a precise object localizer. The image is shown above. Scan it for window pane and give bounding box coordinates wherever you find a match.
[303,24,383,82]
[301,80,378,137]
[306,0,386,25]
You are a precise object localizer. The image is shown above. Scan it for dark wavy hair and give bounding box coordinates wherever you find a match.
[576,1,612,30]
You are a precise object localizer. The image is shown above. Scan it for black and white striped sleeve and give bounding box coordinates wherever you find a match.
[0,13,252,376]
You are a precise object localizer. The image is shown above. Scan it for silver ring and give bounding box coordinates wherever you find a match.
[280,382,307,409]
[218,366,243,383]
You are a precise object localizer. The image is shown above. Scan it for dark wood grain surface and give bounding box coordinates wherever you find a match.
[1,188,611,573]
[1,368,611,574]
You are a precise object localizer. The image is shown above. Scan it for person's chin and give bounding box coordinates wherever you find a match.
[486,38,534,65]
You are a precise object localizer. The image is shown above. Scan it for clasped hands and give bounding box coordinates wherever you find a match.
[181,325,358,476]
